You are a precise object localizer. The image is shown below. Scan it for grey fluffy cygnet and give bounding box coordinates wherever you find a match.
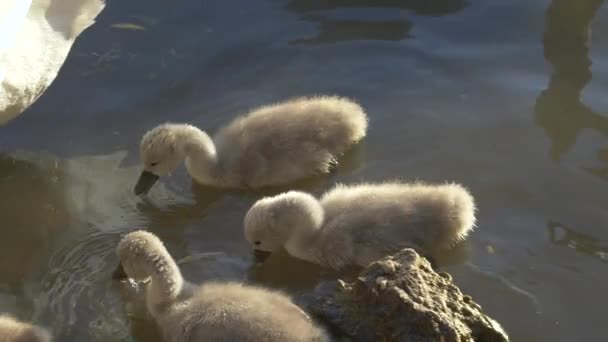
[112,230,329,342]
[244,182,476,269]
[0,315,51,342]
[134,95,368,194]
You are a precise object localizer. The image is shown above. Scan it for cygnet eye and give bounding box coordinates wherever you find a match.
[150,162,159,167]
[254,241,261,246]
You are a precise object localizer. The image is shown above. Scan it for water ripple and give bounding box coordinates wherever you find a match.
[32,230,129,340]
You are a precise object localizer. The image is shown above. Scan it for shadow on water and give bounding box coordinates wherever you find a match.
[284,0,468,45]
[535,0,608,174]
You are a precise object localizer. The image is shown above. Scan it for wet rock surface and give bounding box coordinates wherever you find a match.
[307,249,509,342]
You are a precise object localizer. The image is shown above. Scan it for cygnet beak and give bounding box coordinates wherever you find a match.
[134,170,160,195]
[112,263,128,280]
[253,249,272,264]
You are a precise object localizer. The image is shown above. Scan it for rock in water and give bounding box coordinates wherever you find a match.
[308,249,509,342]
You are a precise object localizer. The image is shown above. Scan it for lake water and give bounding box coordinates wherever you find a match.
[1,0,607,341]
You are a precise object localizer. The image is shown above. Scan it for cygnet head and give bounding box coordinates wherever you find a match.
[135,123,211,195]
[244,191,323,263]
[112,230,171,281]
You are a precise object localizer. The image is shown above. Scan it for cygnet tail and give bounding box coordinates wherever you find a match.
[434,183,477,249]
[313,96,368,149]
[342,98,368,144]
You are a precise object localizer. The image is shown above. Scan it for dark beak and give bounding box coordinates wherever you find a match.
[112,263,128,280]
[134,170,160,195]
[253,249,272,264]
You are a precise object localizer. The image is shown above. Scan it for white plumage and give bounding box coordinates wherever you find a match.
[0,0,105,124]
[113,230,329,342]
[244,182,476,270]
[134,95,368,194]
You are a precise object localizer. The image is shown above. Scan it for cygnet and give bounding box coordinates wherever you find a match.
[113,230,329,342]
[134,95,367,194]
[244,182,476,269]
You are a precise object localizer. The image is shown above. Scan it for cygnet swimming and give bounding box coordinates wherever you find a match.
[244,182,476,269]
[112,230,329,342]
[0,315,51,342]
[134,95,368,194]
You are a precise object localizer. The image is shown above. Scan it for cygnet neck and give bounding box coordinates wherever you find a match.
[281,195,326,265]
[174,125,221,184]
[146,253,185,315]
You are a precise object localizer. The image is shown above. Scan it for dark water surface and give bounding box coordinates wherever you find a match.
[1,0,607,341]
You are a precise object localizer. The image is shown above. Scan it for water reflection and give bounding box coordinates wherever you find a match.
[535,0,608,165]
[0,153,68,317]
[547,221,608,263]
[32,230,131,340]
[285,0,468,15]
[285,0,468,44]
[291,15,412,45]
[0,150,209,340]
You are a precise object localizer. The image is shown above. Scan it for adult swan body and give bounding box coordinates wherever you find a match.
[0,0,105,124]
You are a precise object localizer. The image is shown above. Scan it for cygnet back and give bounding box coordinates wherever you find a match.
[319,182,476,267]
[163,282,329,342]
[212,96,368,187]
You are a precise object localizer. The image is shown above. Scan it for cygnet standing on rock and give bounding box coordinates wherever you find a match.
[134,96,368,195]
[0,315,51,342]
[112,230,329,342]
[244,182,476,270]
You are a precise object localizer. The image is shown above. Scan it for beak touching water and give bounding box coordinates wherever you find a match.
[112,263,128,280]
[253,249,272,264]
[134,170,160,195]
